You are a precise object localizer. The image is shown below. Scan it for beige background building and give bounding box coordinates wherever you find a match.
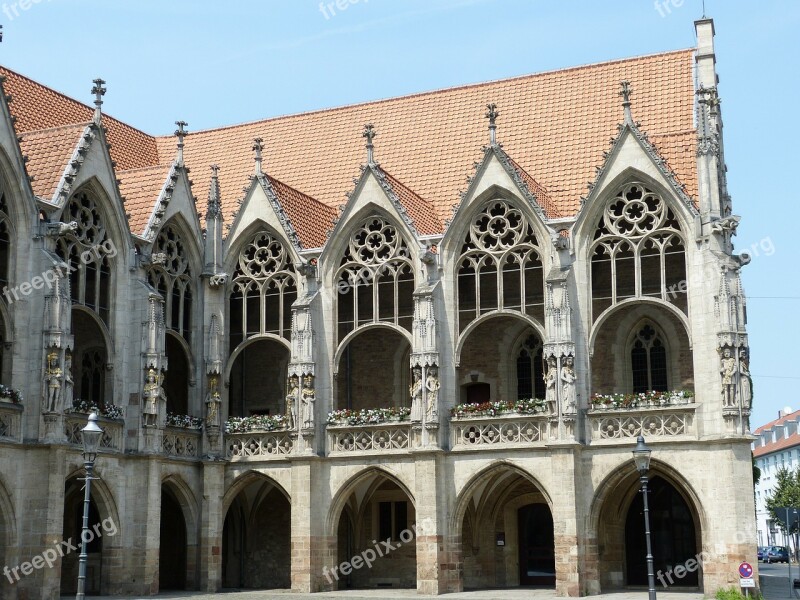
[0,18,756,599]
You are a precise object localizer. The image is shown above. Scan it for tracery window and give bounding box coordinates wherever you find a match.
[229,231,297,350]
[56,192,112,323]
[630,322,668,393]
[0,191,10,289]
[591,183,686,320]
[457,200,544,332]
[79,347,106,407]
[516,334,545,400]
[146,225,193,342]
[335,216,414,340]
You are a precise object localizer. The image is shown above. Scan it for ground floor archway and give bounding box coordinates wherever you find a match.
[159,485,188,590]
[331,469,416,589]
[221,475,290,590]
[60,477,106,595]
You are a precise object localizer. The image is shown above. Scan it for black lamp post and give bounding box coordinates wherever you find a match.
[76,412,103,600]
[632,435,657,600]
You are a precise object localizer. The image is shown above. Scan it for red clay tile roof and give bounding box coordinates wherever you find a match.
[506,155,559,219]
[755,410,800,435]
[380,168,442,236]
[753,409,800,458]
[117,165,174,236]
[0,66,158,170]
[1,49,698,244]
[19,123,88,199]
[266,175,338,249]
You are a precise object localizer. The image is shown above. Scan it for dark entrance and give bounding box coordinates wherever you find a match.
[518,503,555,586]
[159,487,187,590]
[625,476,699,587]
[465,382,490,404]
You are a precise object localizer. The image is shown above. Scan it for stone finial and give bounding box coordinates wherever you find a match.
[207,164,221,219]
[619,80,633,124]
[174,121,188,166]
[91,78,107,124]
[362,124,377,165]
[253,138,264,176]
[485,103,499,146]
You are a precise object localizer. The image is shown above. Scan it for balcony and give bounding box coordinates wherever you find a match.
[449,400,552,449]
[326,408,413,455]
[226,431,294,460]
[64,413,124,452]
[0,401,22,443]
[588,391,696,441]
[163,427,202,459]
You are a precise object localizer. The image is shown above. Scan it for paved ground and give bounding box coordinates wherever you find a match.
[761,574,799,600]
[91,589,705,600]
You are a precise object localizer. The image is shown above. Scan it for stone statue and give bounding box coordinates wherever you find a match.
[425,366,439,422]
[739,349,752,409]
[286,374,299,430]
[410,366,423,422]
[44,351,63,413]
[720,347,737,407]
[143,369,165,427]
[560,355,577,415]
[544,356,557,414]
[301,374,315,429]
[64,351,74,409]
[205,375,221,428]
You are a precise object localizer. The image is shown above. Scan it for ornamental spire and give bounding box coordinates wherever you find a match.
[363,124,376,165]
[485,103,499,146]
[207,164,221,219]
[174,121,188,167]
[91,78,106,125]
[253,138,264,176]
[619,80,633,125]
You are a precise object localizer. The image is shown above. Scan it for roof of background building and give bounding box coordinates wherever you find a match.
[753,409,800,458]
[1,48,698,248]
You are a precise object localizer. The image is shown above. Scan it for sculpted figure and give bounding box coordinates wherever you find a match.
[64,351,74,409]
[205,375,221,428]
[425,366,440,422]
[301,374,316,428]
[560,356,577,415]
[45,352,63,413]
[544,356,557,414]
[720,348,737,407]
[286,374,299,430]
[739,349,752,409]
[410,366,423,422]
[143,369,165,427]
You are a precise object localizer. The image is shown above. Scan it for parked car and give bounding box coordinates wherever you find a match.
[765,546,790,563]
[758,546,768,561]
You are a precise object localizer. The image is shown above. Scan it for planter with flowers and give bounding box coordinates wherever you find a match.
[0,385,23,404]
[589,390,695,411]
[225,414,289,434]
[166,413,204,430]
[67,398,124,421]
[450,398,549,420]
[326,407,411,426]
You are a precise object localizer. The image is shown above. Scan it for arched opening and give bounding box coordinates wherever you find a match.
[458,316,545,403]
[336,328,411,411]
[60,478,108,595]
[591,304,693,396]
[332,470,416,589]
[163,333,190,416]
[0,189,11,289]
[595,470,702,590]
[222,476,290,590]
[147,223,195,343]
[159,485,188,590]
[71,309,109,409]
[456,465,554,590]
[0,482,14,584]
[228,339,289,417]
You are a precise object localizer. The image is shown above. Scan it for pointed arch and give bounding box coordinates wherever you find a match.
[455,311,545,368]
[0,473,17,566]
[222,470,291,516]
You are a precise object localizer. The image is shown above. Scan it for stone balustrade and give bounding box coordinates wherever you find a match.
[327,421,412,455]
[0,402,22,443]
[588,402,697,441]
[64,414,124,452]
[162,427,202,458]
[451,413,551,449]
[226,430,294,460]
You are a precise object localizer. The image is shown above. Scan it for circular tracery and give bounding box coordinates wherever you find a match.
[468,200,530,252]
[603,184,665,237]
[238,232,290,278]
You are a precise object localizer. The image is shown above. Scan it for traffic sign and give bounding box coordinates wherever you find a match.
[740,578,755,588]
[739,562,753,578]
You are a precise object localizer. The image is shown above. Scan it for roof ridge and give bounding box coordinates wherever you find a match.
[267,173,337,215]
[158,48,695,138]
[19,121,92,137]
[0,65,157,141]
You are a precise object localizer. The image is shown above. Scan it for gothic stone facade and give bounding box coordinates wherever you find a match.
[0,18,756,599]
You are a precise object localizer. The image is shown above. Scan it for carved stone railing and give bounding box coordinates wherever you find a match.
[0,402,22,443]
[64,414,124,451]
[451,413,551,449]
[226,430,294,460]
[327,422,412,455]
[163,427,202,459]
[588,403,697,441]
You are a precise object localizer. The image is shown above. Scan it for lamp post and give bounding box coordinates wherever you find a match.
[632,435,657,600]
[76,412,103,600]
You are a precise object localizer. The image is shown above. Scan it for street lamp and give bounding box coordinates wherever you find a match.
[76,412,103,600]
[632,435,657,600]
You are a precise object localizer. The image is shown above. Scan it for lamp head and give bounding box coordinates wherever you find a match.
[632,435,651,475]
[81,412,104,462]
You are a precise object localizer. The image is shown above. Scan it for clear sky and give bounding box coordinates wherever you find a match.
[2,0,798,428]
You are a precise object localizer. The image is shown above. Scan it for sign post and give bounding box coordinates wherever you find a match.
[739,561,755,598]
[776,507,800,596]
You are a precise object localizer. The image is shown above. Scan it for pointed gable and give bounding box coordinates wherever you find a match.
[266,175,337,249]
[117,165,176,236]
[19,123,88,199]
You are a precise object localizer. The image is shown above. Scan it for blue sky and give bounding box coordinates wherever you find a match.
[2,0,798,428]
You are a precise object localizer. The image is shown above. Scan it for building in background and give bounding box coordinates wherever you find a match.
[0,17,757,599]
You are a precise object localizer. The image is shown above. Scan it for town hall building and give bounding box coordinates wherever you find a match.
[0,17,757,599]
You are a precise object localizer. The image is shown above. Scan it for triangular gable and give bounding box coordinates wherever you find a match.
[18,123,87,201]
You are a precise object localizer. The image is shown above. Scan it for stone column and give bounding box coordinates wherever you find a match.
[548,446,581,597]
[198,460,225,591]
[413,449,459,594]
[139,456,162,594]
[290,458,332,592]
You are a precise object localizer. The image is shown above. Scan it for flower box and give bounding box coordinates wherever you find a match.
[0,384,23,404]
[67,399,124,420]
[590,390,694,410]
[450,399,548,419]
[166,413,203,429]
[225,414,289,434]
[326,407,411,426]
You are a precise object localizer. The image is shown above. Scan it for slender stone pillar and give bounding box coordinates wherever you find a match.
[198,460,225,592]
